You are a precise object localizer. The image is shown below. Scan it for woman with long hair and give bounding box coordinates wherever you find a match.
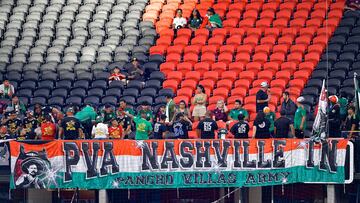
[192,85,207,121]
[189,9,202,31]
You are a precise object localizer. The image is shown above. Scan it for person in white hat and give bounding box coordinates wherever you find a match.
[294,96,306,138]
[256,82,271,112]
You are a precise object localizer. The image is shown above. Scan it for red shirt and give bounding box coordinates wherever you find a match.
[108,126,123,139]
[41,122,56,140]
[110,73,125,80]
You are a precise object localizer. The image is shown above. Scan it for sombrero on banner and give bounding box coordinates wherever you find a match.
[21,156,50,175]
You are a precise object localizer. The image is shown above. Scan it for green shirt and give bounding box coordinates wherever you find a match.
[338,97,348,116]
[125,107,135,116]
[134,116,153,140]
[137,109,153,121]
[265,112,276,132]
[103,111,116,123]
[294,106,306,130]
[229,108,249,120]
[75,106,97,123]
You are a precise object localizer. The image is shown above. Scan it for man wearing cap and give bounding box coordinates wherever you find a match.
[328,95,341,138]
[230,114,250,139]
[127,57,144,81]
[274,109,295,138]
[256,82,271,113]
[3,111,21,138]
[60,108,82,140]
[22,110,39,140]
[137,102,154,123]
[294,96,307,138]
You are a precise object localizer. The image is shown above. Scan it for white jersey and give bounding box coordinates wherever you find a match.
[92,123,109,139]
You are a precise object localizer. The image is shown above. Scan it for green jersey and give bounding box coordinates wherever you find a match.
[133,116,153,140]
[124,107,135,116]
[265,112,276,132]
[229,108,249,120]
[137,109,153,121]
[103,111,116,123]
[294,106,306,130]
[338,97,348,116]
[75,106,97,123]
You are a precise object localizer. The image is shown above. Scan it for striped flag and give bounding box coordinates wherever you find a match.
[312,80,328,139]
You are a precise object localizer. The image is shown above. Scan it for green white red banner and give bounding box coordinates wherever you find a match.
[9,139,351,189]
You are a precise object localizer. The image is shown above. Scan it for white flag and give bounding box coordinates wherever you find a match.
[312,80,327,138]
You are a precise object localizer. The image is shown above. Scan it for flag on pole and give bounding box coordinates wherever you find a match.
[312,80,328,139]
[354,72,360,116]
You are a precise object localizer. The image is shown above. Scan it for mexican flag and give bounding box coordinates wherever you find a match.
[312,80,327,139]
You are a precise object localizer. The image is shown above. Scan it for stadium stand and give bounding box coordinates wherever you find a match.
[301,9,360,134]
[0,0,163,110]
[151,0,345,137]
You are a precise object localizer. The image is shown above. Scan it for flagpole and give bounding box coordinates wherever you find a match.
[354,72,358,116]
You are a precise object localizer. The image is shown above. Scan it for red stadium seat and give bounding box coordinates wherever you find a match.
[226,36,243,46]
[203,71,219,82]
[163,79,179,92]
[246,62,262,73]
[174,36,190,46]
[231,87,247,97]
[201,53,216,64]
[221,71,237,82]
[217,79,233,90]
[235,52,251,63]
[183,53,199,64]
[212,62,228,74]
[237,44,255,54]
[181,79,198,90]
[239,71,256,82]
[166,53,182,64]
[199,79,215,91]
[167,71,183,83]
[234,79,251,89]
[185,71,201,82]
[191,35,208,46]
[220,45,236,54]
[177,87,194,98]
[228,62,245,72]
[258,70,274,81]
[167,45,185,55]
[194,62,211,74]
[213,87,229,98]
[194,28,210,37]
[184,45,202,55]
[177,62,194,75]
[208,36,225,47]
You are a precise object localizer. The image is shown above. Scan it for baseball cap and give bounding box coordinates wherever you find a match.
[297,96,305,103]
[66,107,74,113]
[260,81,269,88]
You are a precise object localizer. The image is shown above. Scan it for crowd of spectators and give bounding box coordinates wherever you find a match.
[0,75,357,141]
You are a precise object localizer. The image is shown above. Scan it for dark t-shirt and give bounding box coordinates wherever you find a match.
[6,119,21,135]
[60,117,81,140]
[230,121,250,139]
[254,119,271,139]
[118,116,132,130]
[256,90,268,112]
[23,117,39,139]
[171,120,191,139]
[153,122,167,139]
[345,115,359,132]
[197,118,218,139]
[274,116,292,138]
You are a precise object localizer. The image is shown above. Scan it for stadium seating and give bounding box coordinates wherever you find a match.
[154,0,345,136]
[300,9,360,133]
[0,0,169,109]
